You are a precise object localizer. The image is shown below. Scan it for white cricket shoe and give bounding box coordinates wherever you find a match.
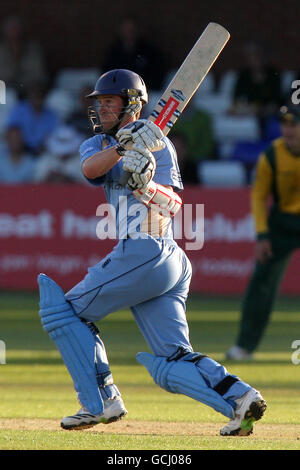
[220,389,267,436]
[61,396,127,430]
[225,345,253,361]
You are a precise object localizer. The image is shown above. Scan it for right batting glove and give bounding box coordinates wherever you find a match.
[122,144,156,190]
[116,119,166,152]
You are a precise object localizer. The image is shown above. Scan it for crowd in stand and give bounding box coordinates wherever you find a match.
[0,15,298,186]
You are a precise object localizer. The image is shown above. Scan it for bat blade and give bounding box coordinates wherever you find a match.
[119,22,230,185]
[149,22,230,134]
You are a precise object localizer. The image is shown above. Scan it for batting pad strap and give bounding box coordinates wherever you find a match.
[213,376,239,396]
[167,346,207,364]
[136,352,234,419]
[166,346,192,362]
[96,371,114,388]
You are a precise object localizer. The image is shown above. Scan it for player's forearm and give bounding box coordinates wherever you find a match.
[251,194,269,239]
[251,155,272,239]
[82,145,122,179]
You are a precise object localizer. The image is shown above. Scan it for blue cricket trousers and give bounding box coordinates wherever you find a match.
[65,235,193,357]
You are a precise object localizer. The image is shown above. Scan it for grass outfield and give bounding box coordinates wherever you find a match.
[0,291,300,450]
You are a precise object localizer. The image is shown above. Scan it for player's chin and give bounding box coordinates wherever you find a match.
[100,118,118,132]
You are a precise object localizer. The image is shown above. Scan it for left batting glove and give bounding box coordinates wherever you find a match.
[116,119,166,152]
[122,144,156,190]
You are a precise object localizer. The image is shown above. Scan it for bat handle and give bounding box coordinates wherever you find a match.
[119,170,131,187]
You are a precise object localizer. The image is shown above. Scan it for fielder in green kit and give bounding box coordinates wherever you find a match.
[226,103,300,360]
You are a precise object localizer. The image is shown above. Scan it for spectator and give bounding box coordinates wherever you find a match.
[34,125,85,183]
[67,85,94,138]
[103,16,166,91]
[0,126,35,183]
[169,132,199,184]
[0,16,47,93]
[171,102,215,162]
[6,81,59,156]
[231,41,282,119]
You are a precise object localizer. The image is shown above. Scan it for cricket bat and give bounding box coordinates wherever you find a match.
[119,22,230,186]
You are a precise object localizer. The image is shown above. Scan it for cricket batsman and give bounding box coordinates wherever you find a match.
[38,69,266,436]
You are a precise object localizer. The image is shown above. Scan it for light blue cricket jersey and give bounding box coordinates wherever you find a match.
[80,134,183,239]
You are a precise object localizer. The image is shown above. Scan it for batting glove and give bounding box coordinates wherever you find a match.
[116,119,166,152]
[122,144,156,191]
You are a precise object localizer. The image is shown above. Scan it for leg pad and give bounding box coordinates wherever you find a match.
[38,274,104,415]
[137,351,235,418]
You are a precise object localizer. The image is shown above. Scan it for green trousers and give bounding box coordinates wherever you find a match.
[236,209,300,353]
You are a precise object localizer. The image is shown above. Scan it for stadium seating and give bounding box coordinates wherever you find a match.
[197,160,246,187]
[54,68,101,95]
[281,70,297,97]
[0,88,17,136]
[45,88,76,121]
